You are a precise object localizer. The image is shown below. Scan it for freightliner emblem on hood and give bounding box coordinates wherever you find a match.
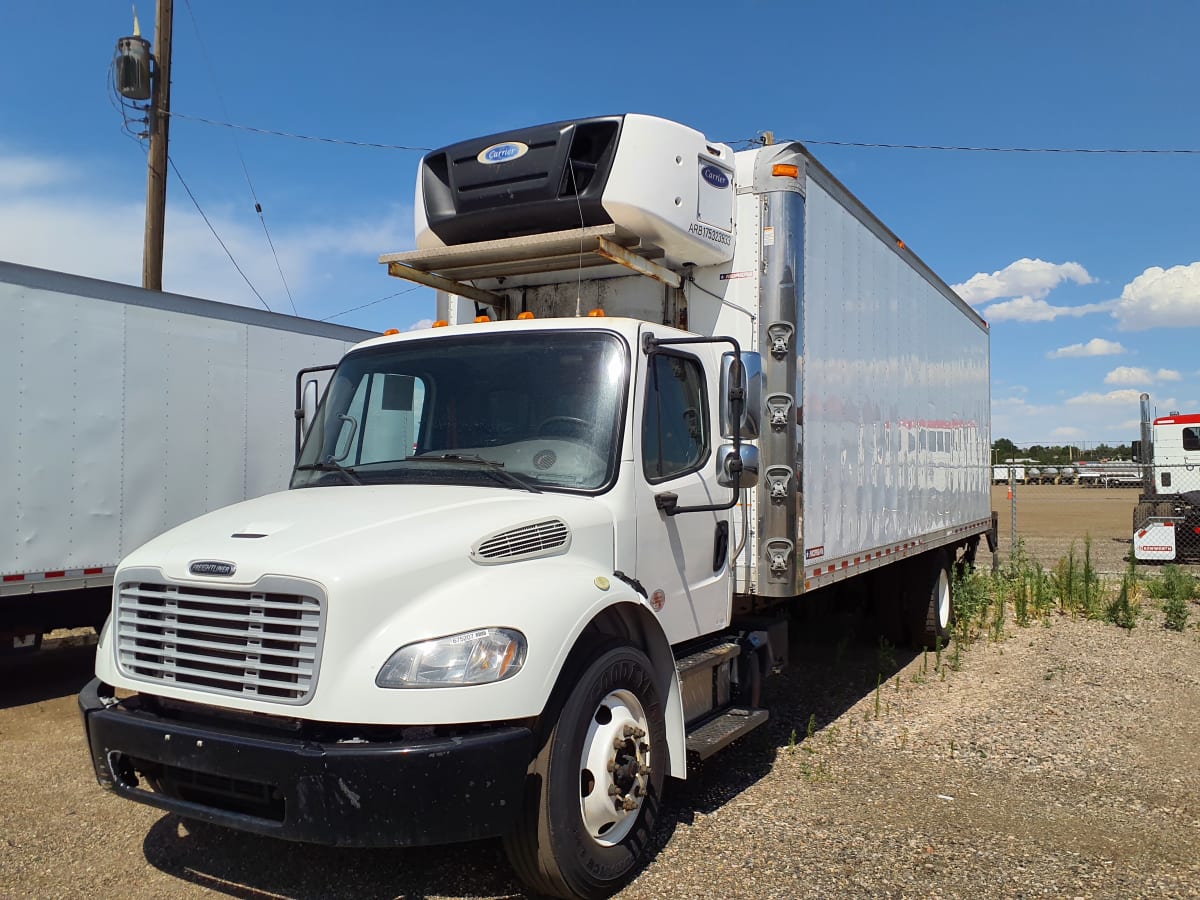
[189,560,237,577]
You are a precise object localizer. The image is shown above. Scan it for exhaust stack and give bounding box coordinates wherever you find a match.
[1139,392,1153,493]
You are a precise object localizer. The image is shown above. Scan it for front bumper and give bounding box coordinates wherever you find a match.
[79,678,533,847]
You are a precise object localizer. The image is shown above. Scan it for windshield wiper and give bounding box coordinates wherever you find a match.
[414,454,542,494]
[294,458,363,486]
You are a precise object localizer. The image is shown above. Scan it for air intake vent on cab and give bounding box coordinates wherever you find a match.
[471,518,571,564]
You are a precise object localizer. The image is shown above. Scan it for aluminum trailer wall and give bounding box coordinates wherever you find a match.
[799,175,991,590]
[0,262,373,632]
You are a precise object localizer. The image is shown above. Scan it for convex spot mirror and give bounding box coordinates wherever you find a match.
[716,443,759,489]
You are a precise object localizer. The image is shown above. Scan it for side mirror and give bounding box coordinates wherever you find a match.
[720,351,762,439]
[716,443,759,489]
[301,378,321,438]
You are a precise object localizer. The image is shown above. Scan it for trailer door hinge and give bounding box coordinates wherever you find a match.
[765,539,794,576]
[765,393,793,430]
[766,322,794,359]
[765,466,792,502]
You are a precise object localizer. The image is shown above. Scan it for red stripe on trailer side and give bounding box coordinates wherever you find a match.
[84,567,104,575]
[45,571,66,578]
[3,574,24,583]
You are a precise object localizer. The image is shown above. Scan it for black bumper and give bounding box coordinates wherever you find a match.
[79,678,533,847]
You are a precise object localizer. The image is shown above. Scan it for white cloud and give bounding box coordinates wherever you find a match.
[406,318,435,331]
[1067,388,1171,407]
[1103,367,1152,386]
[953,258,1095,306]
[1046,338,1126,359]
[982,296,1113,323]
[0,149,412,320]
[1051,426,1086,439]
[1100,366,1182,388]
[1112,262,1200,330]
[0,151,73,192]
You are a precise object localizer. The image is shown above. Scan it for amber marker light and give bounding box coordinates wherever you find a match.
[474,315,491,323]
[587,308,606,317]
[772,164,799,178]
[432,320,449,328]
[517,311,535,320]
[383,328,400,335]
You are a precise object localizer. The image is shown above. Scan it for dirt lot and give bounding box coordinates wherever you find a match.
[2,486,1198,898]
[990,482,1146,574]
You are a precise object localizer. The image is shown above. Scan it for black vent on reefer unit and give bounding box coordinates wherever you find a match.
[420,116,623,246]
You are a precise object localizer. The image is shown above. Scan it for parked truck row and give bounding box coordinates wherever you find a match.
[991,464,1080,485]
[79,114,995,898]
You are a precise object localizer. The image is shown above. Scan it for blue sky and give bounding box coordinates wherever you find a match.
[2,1,1198,444]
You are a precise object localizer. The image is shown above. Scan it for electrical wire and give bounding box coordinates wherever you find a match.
[182,0,298,315]
[167,155,272,312]
[735,134,1200,155]
[165,110,1200,156]
[165,110,431,152]
[320,285,423,321]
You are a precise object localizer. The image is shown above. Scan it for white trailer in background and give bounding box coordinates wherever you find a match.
[82,115,995,898]
[0,262,373,650]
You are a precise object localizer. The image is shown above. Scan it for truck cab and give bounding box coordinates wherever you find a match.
[1134,396,1200,562]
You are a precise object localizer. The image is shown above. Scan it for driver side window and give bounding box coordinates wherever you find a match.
[642,352,709,483]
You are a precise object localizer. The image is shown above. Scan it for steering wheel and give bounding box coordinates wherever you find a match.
[536,416,593,441]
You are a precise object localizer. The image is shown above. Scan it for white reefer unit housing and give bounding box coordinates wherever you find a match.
[414,114,736,268]
[0,262,372,648]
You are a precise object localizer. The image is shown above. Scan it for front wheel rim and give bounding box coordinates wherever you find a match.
[578,687,651,846]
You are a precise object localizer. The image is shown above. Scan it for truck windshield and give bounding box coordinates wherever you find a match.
[292,330,628,493]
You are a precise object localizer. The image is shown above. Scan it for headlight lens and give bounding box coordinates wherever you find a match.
[376,627,527,688]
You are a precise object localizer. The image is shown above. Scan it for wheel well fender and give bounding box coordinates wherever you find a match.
[547,601,688,780]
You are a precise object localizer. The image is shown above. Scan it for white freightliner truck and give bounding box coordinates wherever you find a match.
[81,114,995,898]
[1133,393,1200,562]
[0,261,371,653]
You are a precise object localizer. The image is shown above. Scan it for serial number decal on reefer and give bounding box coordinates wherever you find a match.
[688,222,732,246]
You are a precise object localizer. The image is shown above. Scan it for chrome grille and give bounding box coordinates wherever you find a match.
[472,518,570,563]
[116,581,323,703]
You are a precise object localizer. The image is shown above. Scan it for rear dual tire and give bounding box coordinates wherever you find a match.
[907,550,953,650]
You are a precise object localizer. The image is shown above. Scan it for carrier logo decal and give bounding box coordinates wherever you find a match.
[701,165,730,189]
[805,546,825,560]
[189,560,236,577]
[477,141,529,164]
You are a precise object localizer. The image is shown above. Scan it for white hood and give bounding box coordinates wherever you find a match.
[120,484,615,589]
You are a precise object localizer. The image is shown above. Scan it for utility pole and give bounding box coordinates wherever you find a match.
[143,0,173,290]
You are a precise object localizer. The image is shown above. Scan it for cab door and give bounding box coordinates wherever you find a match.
[632,336,732,644]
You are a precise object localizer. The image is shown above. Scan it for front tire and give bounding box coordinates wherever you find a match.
[503,644,666,899]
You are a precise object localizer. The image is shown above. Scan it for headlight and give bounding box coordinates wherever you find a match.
[376,628,527,688]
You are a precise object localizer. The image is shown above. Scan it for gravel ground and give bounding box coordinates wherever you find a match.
[2,499,1199,898]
